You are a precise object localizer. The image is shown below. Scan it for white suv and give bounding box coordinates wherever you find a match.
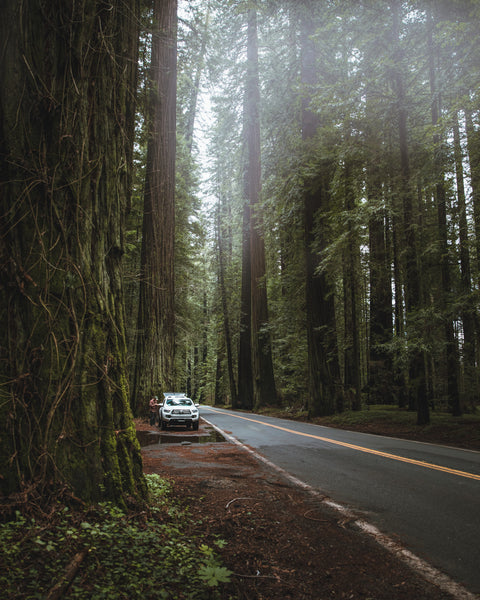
[159,393,200,430]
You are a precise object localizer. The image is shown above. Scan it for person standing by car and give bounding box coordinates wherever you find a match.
[149,396,160,426]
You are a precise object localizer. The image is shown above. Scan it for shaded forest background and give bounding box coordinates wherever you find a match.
[127,0,480,426]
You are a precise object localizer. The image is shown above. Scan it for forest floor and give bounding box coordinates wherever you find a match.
[136,415,476,600]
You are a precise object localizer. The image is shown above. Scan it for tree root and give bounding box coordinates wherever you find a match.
[46,548,89,600]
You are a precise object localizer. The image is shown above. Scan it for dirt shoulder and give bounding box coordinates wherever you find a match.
[137,420,462,600]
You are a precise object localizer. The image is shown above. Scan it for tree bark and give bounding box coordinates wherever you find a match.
[365,89,394,406]
[391,1,429,425]
[217,200,238,407]
[453,115,476,407]
[0,0,145,503]
[237,199,254,409]
[185,9,210,153]
[465,109,480,284]
[343,154,362,411]
[300,5,341,417]
[245,8,277,409]
[132,0,177,412]
[427,11,461,415]
[464,110,480,387]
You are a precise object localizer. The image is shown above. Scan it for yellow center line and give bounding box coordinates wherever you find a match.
[204,407,480,482]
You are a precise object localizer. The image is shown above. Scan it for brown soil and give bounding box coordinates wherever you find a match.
[137,419,462,600]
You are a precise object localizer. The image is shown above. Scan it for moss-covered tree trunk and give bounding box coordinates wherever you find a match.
[0,0,145,504]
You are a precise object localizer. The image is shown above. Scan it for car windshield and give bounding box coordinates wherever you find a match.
[165,398,193,406]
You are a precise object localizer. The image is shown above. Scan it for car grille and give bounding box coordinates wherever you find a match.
[171,409,191,415]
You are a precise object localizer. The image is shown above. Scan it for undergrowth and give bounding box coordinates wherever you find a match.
[0,474,231,599]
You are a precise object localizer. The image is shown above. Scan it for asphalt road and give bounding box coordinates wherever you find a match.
[201,406,480,596]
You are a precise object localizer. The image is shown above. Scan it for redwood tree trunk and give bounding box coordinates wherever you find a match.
[392,2,429,425]
[237,199,254,409]
[365,88,394,406]
[0,0,145,503]
[465,110,480,277]
[217,200,238,407]
[453,115,476,407]
[185,9,210,153]
[343,155,362,411]
[427,10,460,415]
[300,5,341,417]
[132,0,177,411]
[464,110,480,370]
[245,8,277,409]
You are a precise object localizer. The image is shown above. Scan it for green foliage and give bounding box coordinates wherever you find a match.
[197,565,232,586]
[135,0,480,415]
[0,474,231,599]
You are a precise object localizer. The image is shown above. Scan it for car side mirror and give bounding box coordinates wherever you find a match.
[159,403,164,408]
[195,403,199,408]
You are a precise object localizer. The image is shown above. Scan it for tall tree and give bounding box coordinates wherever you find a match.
[217,197,238,406]
[184,7,210,153]
[465,109,480,285]
[0,0,145,503]
[453,114,476,407]
[245,7,277,408]
[205,10,245,407]
[426,8,461,415]
[237,6,258,411]
[361,7,395,406]
[300,4,341,416]
[391,2,429,424]
[258,4,308,402]
[237,189,255,409]
[132,0,177,411]
[343,147,362,411]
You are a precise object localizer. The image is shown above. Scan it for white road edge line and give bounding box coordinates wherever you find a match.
[203,417,479,600]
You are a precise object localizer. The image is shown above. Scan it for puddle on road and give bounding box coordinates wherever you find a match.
[137,429,225,447]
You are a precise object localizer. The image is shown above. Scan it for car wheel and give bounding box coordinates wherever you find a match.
[160,420,166,430]
[192,421,199,431]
